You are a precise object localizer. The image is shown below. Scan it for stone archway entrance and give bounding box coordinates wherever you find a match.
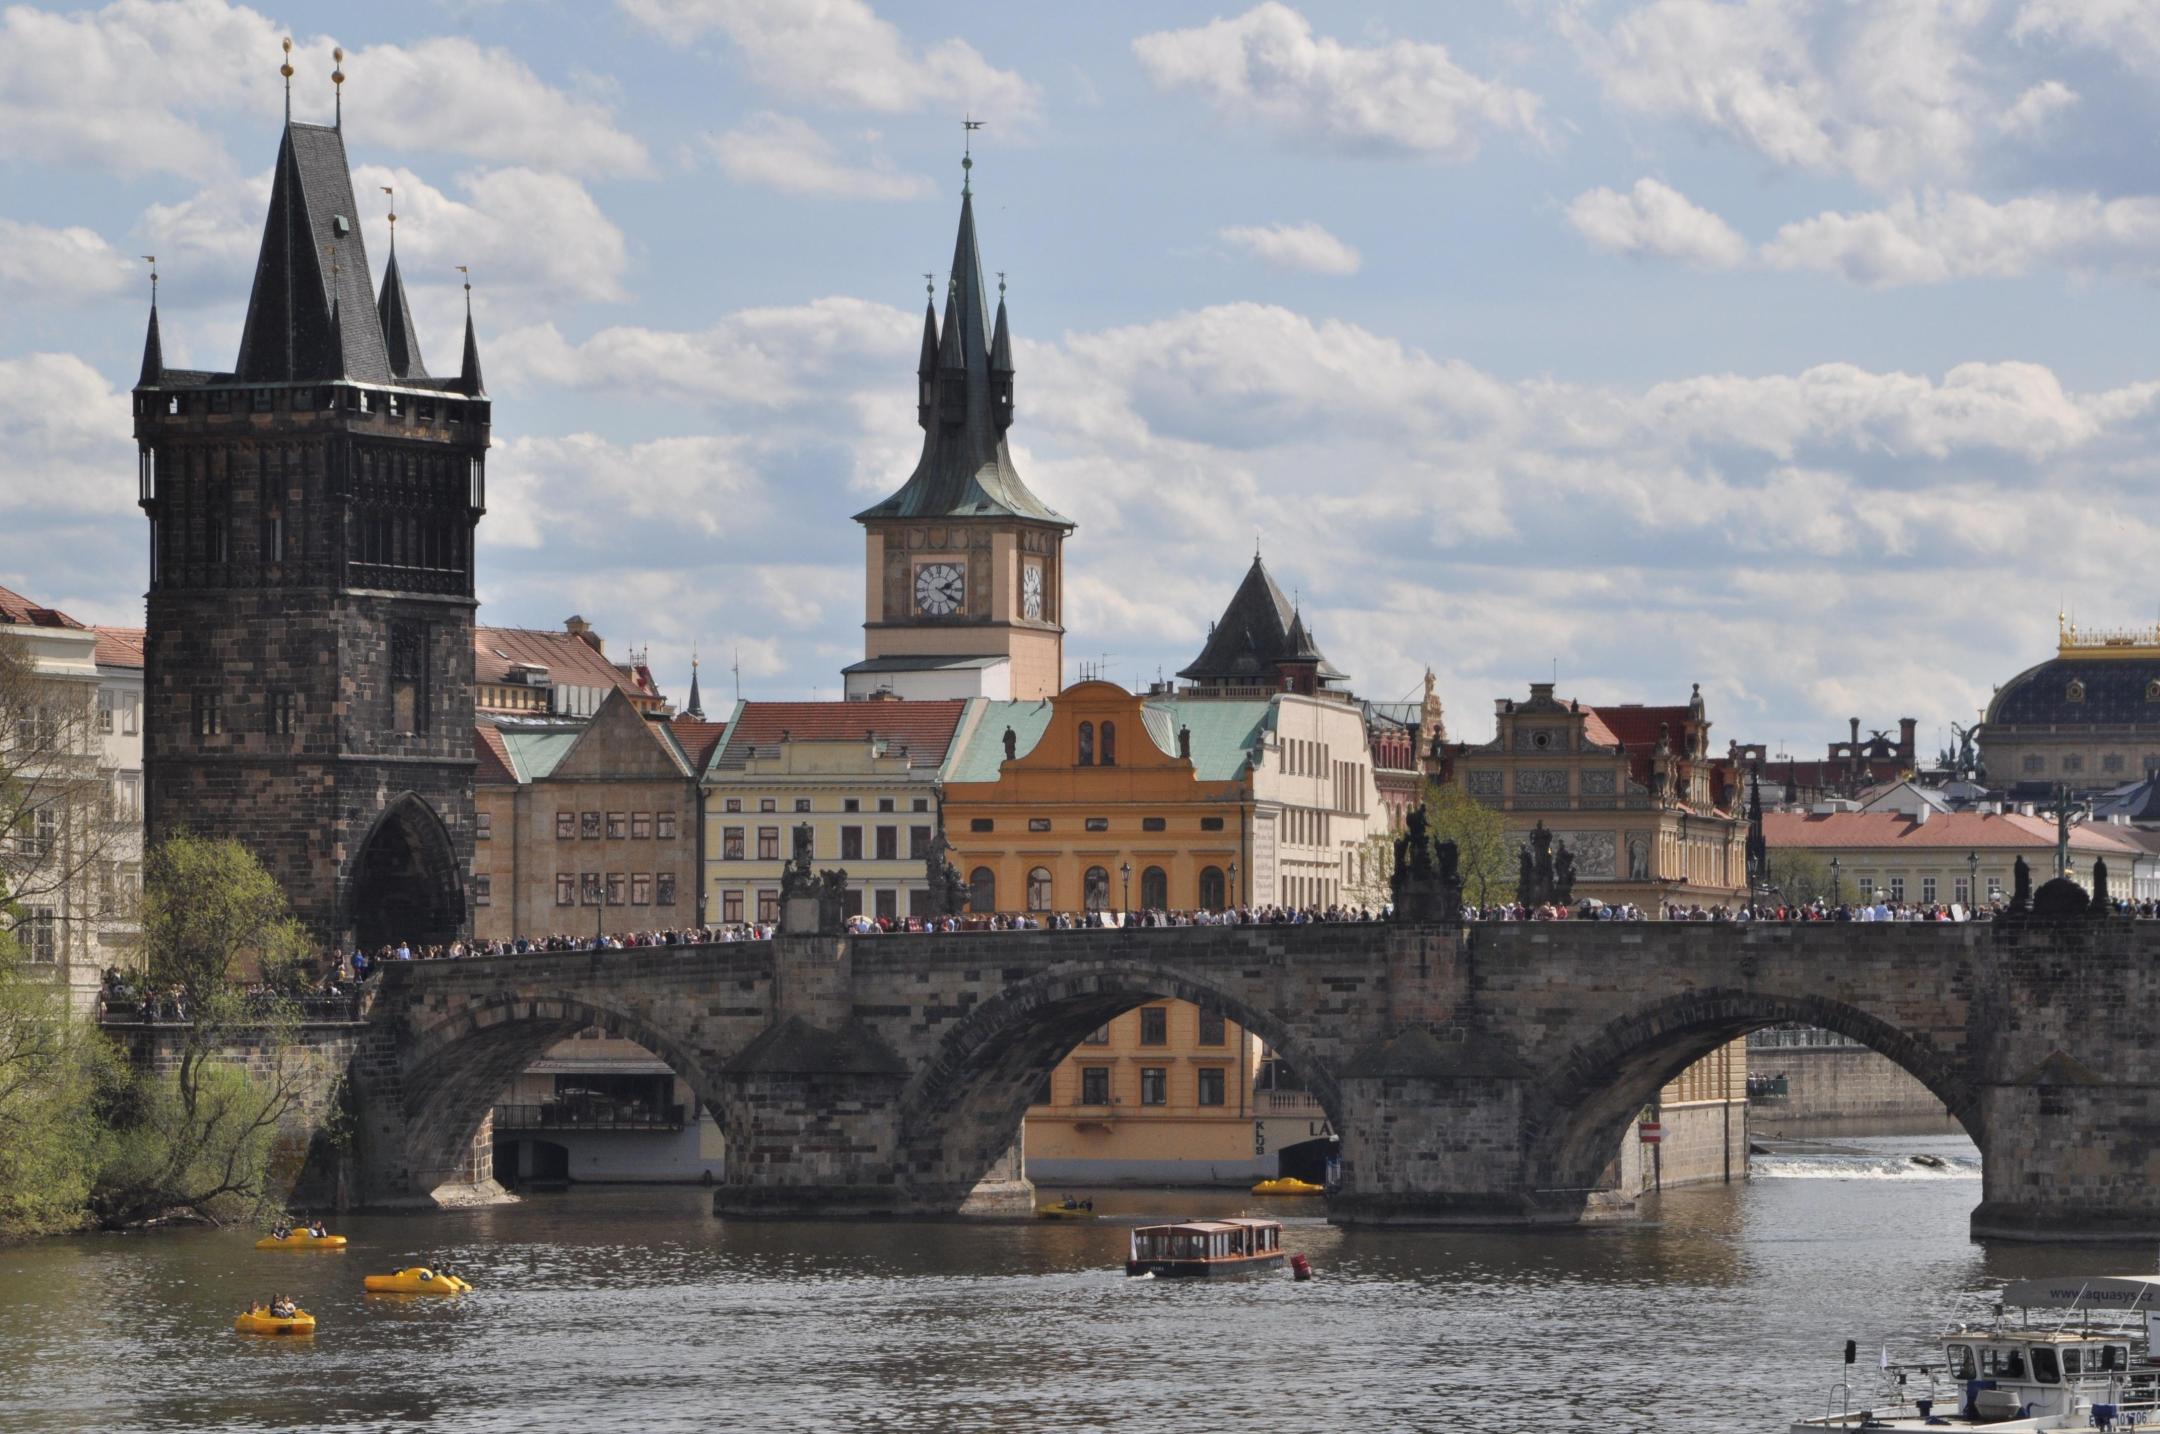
[348,793,464,951]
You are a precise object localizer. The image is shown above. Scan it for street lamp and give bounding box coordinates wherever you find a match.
[1228,860,1239,911]
[1830,856,1842,908]
[584,874,604,945]
[1966,851,1979,913]
[1119,861,1131,923]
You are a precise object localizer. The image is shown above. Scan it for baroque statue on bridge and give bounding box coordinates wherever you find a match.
[1515,821,1574,909]
[923,820,970,919]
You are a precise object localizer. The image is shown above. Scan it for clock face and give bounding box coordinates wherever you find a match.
[1022,562,1044,620]
[915,562,965,615]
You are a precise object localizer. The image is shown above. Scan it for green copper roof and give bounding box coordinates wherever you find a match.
[1140,697,1272,781]
[499,729,581,782]
[946,698,1056,783]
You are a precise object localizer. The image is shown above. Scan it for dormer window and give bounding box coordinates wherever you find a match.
[2067,680,2086,704]
[2145,680,2158,703]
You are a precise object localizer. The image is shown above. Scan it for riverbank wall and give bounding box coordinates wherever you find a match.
[1747,1042,1960,1137]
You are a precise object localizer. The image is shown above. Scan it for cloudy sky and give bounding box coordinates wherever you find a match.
[6,0,2159,759]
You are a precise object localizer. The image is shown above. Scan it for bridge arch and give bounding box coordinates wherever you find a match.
[894,957,1342,1202]
[394,991,730,1200]
[1525,987,1981,1199]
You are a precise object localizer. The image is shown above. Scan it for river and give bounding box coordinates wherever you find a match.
[0,1133,2131,1433]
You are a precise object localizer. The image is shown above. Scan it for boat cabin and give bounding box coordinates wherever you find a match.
[1126,1219,1285,1279]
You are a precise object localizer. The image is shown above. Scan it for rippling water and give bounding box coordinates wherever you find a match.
[3,1133,2136,1433]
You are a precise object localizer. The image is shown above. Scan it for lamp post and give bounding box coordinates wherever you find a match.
[585,874,604,945]
[1228,860,1239,911]
[1119,861,1131,924]
[1966,851,1980,914]
[1830,856,1842,909]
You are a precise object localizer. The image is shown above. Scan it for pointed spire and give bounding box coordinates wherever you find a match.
[457,270,485,396]
[376,248,425,379]
[136,259,162,388]
[915,277,938,429]
[990,273,1012,372]
[684,654,705,721]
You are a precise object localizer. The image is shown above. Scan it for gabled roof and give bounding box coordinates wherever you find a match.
[550,689,691,781]
[497,727,583,782]
[1140,697,1272,781]
[670,720,729,774]
[474,626,656,705]
[1585,704,1692,753]
[93,627,145,669]
[853,184,1070,528]
[0,585,85,629]
[945,698,1057,782]
[1762,810,2147,854]
[1179,555,1346,684]
[712,699,968,767]
[475,724,519,784]
[234,121,393,384]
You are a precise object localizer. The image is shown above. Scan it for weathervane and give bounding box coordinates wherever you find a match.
[962,115,983,191]
[142,255,157,304]
[381,186,396,252]
[332,46,345,129]
[922,271,933,299]
[997,269,1006,296]
[456,264,472,316]
[280,37,293,122]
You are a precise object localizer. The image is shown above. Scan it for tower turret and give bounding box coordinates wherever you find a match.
[989,279,1014,432]
[915,288,939,429]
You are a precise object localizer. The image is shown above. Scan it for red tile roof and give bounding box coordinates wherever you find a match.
[474,626,659,706]
[93,626,145,669]
[474,725,518,785]
[719,700,967,764]
[0,584,85,629]
[1585,704,1692,753]
[1763,810,2147,855]
[670,719,729,774]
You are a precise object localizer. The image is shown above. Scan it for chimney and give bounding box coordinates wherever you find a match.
[1849,717,1862,774]
[1913,805,1930,825]
[1898,718,1916,758]
[564,615,603,655]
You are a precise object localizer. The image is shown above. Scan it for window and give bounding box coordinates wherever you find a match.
[970,867,995,913]
[473,874,492,907]
[1198,1010,1226,1046]
[656,873,676,906]
[725,798,743,813]
[1080,1067,1111,1105]
[1141,866,1167,909]
[631,874,652,905]
[794,799,811,813]
[1199,866,1226,909]
[556,874,576,906]
[2105,754,2125,774]
[758,889,780,923]
[842,888,863,918]
[722,890,743,923]
[1858,878,1875,900]
[1139,1067,1167,1106]
[723,827,744,860]
[759,798,777,813]
[1887,877,1905,902]
[1954,877,1970,905]
[2063,755,2084,774]
[912,798,929,812]
[1084,866,1110,912]
[873,888,896,921]
[1139,1007,1168,1046]
[876,826,897,860]
[1142,817,1166,832]
[1082,1024,1110,1045]
[841,827,863,860]
[1084,817,1109,833]
[268,691,296,736]
[1197,1068,1226,1107]
[632,813,652,840]
[115,774,140,819]
[607,812,627,839]
[581,811,602,839]
[19,806,56,858]
[843,798,860,813]
[581,873,602,906]
[909,826,931,859]
[194,692,224,737]
[25,908,55,963]
[97,689,113,733]
[970,818,994,832]
[757,828,780,861]
[1101,720,1116,766]
[1200,816,1224,832]
[1026,867,1053,912]
[657,812,677,840]
[558,812,576,840]
[2023,755,2045,775]
[1078,721,1094,766]
[1921,877,1936,904]
[121,695,136,735]
[1027,817,1051,833]
[877,798,895,813]
[476,811,492,841]
[606,873,625,905]
[907,888,932,918]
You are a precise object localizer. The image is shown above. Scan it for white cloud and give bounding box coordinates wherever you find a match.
[618,0,1039,120]
[0,0,647,180]
[491,433,767,544]
[2012,1,2160,73]
[1998,79,2078,136]
[1762,189,2160,285]
[1133,2,1543,159]
[0,220,137,305]
[1218,221,1362,275]
[1566,178,1749,269]
[704,114,931,200]
[1572,0,1998,189]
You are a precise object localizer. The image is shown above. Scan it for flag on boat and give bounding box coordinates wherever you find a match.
[1880,1345,1890,1371]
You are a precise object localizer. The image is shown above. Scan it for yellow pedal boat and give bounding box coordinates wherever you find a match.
[363,1267,471,1294]
[1037,1201,1097,1220]
[255,1230,346,1250]
[1251,1177,1324,1196]
[234,1307,316,1336]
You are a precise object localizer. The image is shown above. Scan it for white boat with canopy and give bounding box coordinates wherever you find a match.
[1788,1276,2160,1431]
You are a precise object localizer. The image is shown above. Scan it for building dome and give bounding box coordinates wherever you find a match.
[1986,655,2160,727]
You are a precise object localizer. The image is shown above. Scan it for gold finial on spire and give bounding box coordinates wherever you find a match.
[332,45,345,128]
[280,37,294,121]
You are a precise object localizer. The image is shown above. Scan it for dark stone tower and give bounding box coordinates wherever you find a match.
[133,104,488,950]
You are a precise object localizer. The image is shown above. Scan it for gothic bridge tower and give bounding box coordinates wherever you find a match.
[133,64,487,949]
[848,152,1074,702]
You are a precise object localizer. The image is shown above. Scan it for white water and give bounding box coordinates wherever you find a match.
[1754,1133,1982,1181]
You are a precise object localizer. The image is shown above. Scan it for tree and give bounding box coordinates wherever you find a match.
[1343,828,1398,910]
[1765,849,1836,907]
[0,924,113,1238]
[1424,781,1511,907]
[94,835,318,1227]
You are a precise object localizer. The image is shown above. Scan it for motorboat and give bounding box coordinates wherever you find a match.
[1125,1219,1285,1279]
[1790,1275,2160,1430]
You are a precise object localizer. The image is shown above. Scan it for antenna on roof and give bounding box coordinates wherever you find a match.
[732,645,741,705]
[280,37,293,123]
[331,46,345,129]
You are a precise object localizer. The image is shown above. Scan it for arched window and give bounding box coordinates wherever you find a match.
[1101,720,1117,766]
[1199,865,1226,909]
[1141,865,1167,909]
[1026,866,1053,912]
[970,867,996,914]
[1084,866,1110,912]
[1077,721,1094,766]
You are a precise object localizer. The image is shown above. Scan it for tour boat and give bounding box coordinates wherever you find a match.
[1789,1275,2160,1430]
[1125,1219,1285,1279]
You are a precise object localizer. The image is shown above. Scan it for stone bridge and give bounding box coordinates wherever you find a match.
[350,919,2160,1240]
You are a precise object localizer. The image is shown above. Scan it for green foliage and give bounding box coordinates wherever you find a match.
[95,1056,315,1229]
[1766,849,1836,906]
[1425,780,1512,907]
[0,931,118,1240]
[141,834,311,1009]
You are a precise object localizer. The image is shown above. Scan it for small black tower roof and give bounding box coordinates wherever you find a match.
[376,249,426,380]
[1179,553,1347,687]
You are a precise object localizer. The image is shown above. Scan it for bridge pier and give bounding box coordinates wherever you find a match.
[1971,1070,2160,1242]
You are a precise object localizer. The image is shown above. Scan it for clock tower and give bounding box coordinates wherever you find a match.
[847,157,1073,702]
